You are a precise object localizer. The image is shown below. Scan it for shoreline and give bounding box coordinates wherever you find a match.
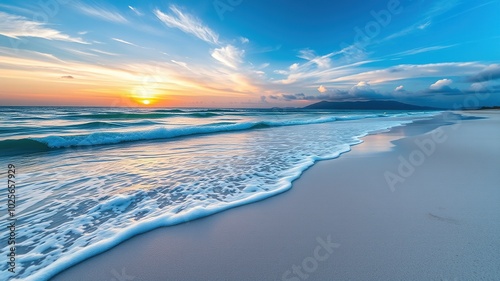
[50,111,500,281]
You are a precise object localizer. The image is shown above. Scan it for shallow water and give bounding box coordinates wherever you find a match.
[0,107,439,280]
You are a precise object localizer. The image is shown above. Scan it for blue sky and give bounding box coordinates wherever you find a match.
[0,0,499,108]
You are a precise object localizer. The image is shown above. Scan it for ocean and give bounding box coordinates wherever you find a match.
[0,107,439,280]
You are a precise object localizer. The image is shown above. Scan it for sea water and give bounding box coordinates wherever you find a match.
[0,107,439,280]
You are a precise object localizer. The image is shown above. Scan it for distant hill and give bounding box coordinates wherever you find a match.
[476,106,500,110]
[304,100,439,110]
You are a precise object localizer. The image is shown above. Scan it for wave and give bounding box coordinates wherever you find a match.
[0,121,160,136]
[36,116,339,148]
[64,113,177,120]
[68,121,126,129]
[67,120,160,129]
[3,112,429,155]
[151,109,234,113]
[2,116,343,155]
[184,112,220,118]
[151,109,185,113]
[63,111,220,120]
[0,138,51,155]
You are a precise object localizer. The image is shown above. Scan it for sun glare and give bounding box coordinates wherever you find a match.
[142,99,151,105]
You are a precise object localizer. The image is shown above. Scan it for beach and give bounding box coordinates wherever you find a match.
[50,110,500,281]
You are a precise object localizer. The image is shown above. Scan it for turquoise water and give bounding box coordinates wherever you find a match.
[0,107,438,280]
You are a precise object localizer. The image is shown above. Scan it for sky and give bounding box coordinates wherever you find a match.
[0,0,499,108]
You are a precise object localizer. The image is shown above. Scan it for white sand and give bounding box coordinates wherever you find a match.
[51,111,500,281]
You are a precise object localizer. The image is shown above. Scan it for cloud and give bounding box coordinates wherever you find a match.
[330,62,484,85]
[395,45,456,57]
[382,0,461,42]
[280,82,385,102]
[128,6,143,16]
[417,21,432,30]
[383,24,426,41]
[466,64,500,82]
[424,0,461,19]
[112,38,139,47]
[298,49,331,68]
[395,85,404,91]
[469,83,487,92]
[0,46,264,102]
[429,79,453,90]
[348,81,382,99]
[318,85,328,93]
[258,63,270,69]
[74,2,128,24]
[60,75,74,79]
[464,82,500,94]
[171,60,191,70]
[154,6,219,44]
[90,49,119,56]
[426,79,462,95]
[338,43,368,61]
[280,91,343,102]
[282,93,306,101]
[0,12,87,44]
[211,45,245,69]
[239,37,249,44]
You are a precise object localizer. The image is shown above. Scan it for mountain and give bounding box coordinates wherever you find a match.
[303,100,439,110]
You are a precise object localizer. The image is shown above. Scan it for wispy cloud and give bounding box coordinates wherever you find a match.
[0,47,65,63]
[0,11,87,44]
[424,0,462,19]
[298,49,332,69]
[111,38,139,47]
[328,62,484,85]
[211,45,245,69]
[0,4,38,16]
[383,0,461,42]
[383,23,426,41]
[394,45,457,57]
[440,0,498,22]
[417,21,432,30]
[171,60,191,70]
[90,49,119,56]
[128,6,143,16]
[74,2,128,24]
[270,59,487,97]
[154,5,219,44]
